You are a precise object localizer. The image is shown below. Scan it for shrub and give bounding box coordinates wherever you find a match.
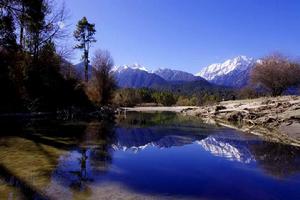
[113,89,142,107]
[251,54,300,96]
[86,50,116,106]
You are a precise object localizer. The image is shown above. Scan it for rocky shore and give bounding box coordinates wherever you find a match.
[182,96,300,146]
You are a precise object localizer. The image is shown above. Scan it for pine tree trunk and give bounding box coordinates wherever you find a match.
[84,50,89,82]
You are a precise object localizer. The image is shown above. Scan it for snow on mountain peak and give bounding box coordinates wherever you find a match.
[195,56,255,80]
[112,63,149,73]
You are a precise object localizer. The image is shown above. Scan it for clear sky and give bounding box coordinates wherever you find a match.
[59,0,300,73]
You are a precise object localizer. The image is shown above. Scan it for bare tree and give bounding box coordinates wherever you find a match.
[0,0,69,54]
[39,1,69,44]
[86,50,116,106]
[251,54,300,96]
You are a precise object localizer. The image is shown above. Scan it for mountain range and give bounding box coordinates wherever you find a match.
[75,55,257,89]
[111,64,167,88]
[196,56,258,88]
[154,68,205,82]
[111,64,210,89]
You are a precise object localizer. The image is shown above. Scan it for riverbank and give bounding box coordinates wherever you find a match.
[185,96,300,146]
[123,96,300,146]
[122,106,197,113]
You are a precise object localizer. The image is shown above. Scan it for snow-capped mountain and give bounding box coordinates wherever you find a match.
[74,62,212,89]
[112,64,167,88]
[196,56,254,80]
[75,55,258,89]
[196,56,257,88]
[111,64,212,89]
[154,68,205,82]
[111,63,148,73]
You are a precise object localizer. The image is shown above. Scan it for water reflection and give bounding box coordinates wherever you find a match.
[112,127,206,152]
[197,136,255,163]
[250,142,300,178]
[0,112,300,199]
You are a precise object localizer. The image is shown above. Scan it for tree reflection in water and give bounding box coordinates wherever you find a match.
[82,121,115,172]
[250,142,300,178]
[69,148,88,190]
[0,118,116,199]
[54,120,116,193]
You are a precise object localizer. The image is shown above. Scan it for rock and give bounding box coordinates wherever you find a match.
[226,111,244,122]
[279,122,300,140]
[264,116,277,123]
[282,102,292,108]
[261,99,272,105]
[244,113,258,120]
[234,103,243,108]
[291,106,300,110]
[215,105,226,112]
[291,115,300,120]
[275,102,282,108]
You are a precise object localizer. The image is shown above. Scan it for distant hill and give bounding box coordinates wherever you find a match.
[74,62,93,80]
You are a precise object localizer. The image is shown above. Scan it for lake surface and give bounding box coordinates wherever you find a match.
[0,112,300,200]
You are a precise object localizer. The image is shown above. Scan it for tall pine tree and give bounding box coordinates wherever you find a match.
[74,17,96,82]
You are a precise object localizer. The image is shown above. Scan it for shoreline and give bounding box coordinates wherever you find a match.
[122,96,300,147]
[122,106,197,113]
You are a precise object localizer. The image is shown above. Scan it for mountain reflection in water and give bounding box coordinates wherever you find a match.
[0,112,300,200]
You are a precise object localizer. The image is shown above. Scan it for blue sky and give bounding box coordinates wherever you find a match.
[59,0,300,73]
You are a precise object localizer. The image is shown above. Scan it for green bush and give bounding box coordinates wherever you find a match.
[152,92,176,106]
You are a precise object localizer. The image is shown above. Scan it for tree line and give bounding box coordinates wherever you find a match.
[112,88,231,107]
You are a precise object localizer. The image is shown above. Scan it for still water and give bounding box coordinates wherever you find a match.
[0,112,299,200]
